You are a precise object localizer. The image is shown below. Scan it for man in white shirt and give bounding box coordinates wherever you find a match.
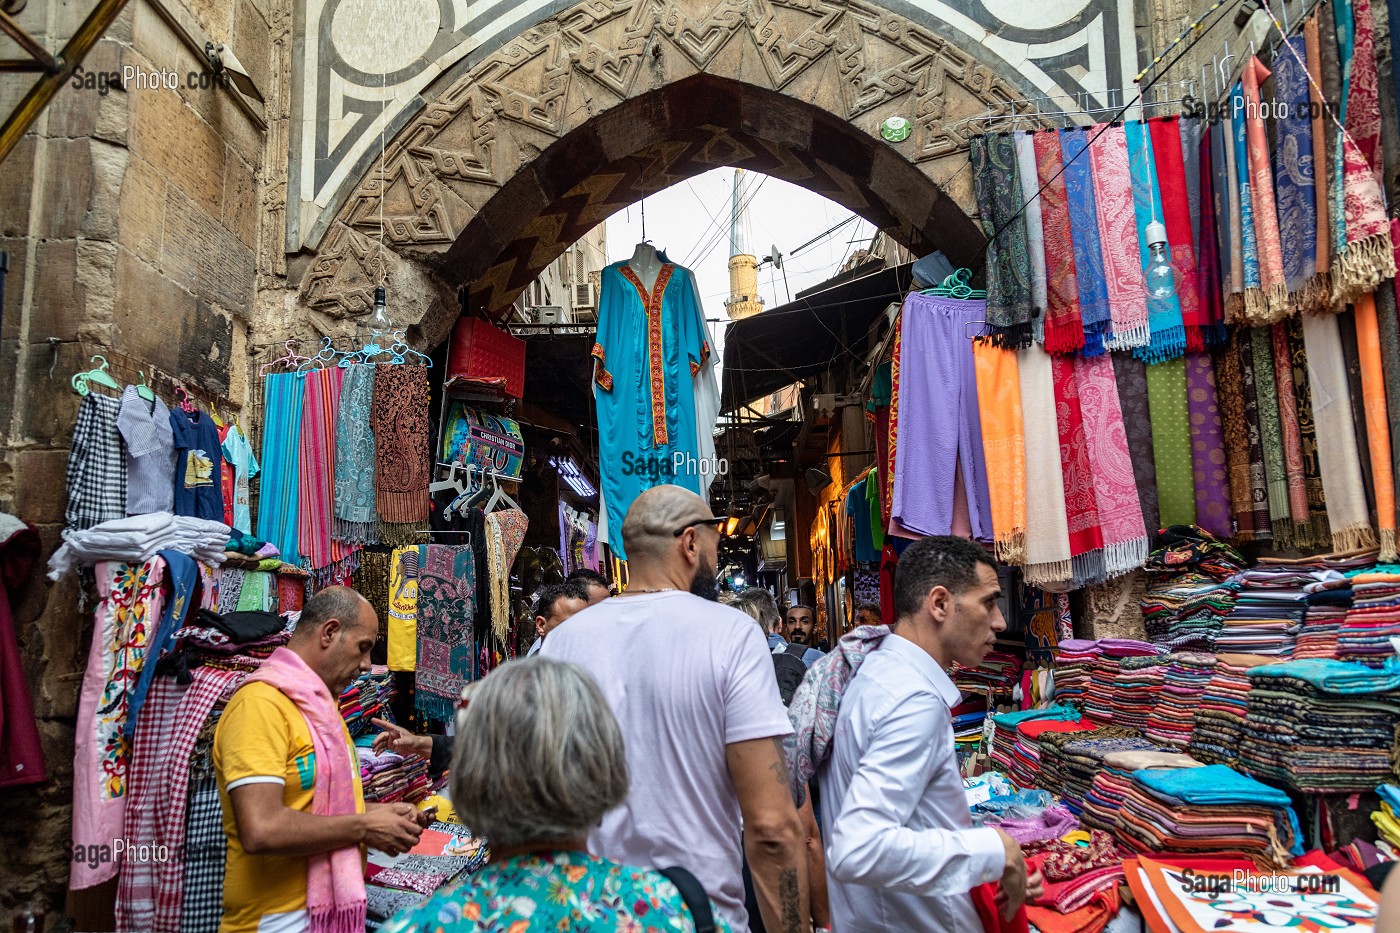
[821,535,1041,932]
[544,484,810,933]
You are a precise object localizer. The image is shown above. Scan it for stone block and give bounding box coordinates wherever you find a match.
[37,138,95,240]
[31,239,87,342]
[0,135,34,236]
[128,54,227,219]
[12,451,72,526]
[233,0,273,100]
[116,155,167,266]
[17,340,84,447]
[159,185,256,317]
[112,249,189,375]
[1,237,28,343]
[223,149,259,251]
[45,38,125,142]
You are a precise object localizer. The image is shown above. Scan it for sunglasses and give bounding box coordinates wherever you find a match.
[672,517,726,537]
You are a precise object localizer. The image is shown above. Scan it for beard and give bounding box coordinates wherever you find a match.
[689,561,720,601]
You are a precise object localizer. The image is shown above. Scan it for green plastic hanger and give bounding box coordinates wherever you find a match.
[70,355,122,396]
[136,369,156,402]
[920,268,987,300]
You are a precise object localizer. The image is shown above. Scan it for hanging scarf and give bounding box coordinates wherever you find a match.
[1339,312,1376,507]
[246,648,366,933]
[1332,0,1396,301]
[414,544,476,721]
[1034,131,1084,354]
[1184,353,1231,539]
[974,343,1028,563]
[121,551,198,744]
[1018,345,1073,587]
[1073,353,1148,577]
[1180,117,1203,270]
[1250,325,1294,544]
[1147,117,1200,354]
[372,364,431,533]
[1352,294,1397,560]
[1306,14,1333,302]
[351,548,393,643]
[386,546,418,672]
[1125,119,1181,358]
[333,364,378,544]
[257,372,305,566]
[883,314,902,529]
[1113,353,1161,535]
[1015,131,1049,341]
[1271,322,1311,534]
[1051,354,1105,585]
[1301,311,1376,550]
[1273,38,1321,311]
[1059,128,1112,355]
[1231,81,1268,324]
[1320,6,1345,282]
[299,366,355,577]
[1216,337,1260,540]
[485,509,528,642]
[1222,108,1246,322]
[1196,122,1226,343]
[1384,226,1400,492]
[1145,356,1196,528]
[1242,56,1289,321]
[970,134,1034,348]
[1087,125,1149,350]
[1287,314,1331,549]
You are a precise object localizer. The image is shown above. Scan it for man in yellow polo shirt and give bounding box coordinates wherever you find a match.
[214,586,426,933]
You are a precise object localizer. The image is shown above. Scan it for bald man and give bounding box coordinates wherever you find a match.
[543,485,810,933]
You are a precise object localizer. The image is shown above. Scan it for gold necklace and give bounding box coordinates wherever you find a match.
[619,587,678,595]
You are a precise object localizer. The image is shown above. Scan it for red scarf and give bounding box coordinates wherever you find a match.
[1051,355,1104,557]
[1034,131,1083,355]
[1148,116,1204,349]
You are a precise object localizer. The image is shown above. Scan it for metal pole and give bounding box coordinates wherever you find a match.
[0,0,131,166]
[0,9,58,73]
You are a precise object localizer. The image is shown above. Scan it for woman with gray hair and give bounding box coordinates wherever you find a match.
[379,657,732,932]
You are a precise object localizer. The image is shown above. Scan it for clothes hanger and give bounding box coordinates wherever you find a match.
[260,340,310,376]
[446,464,484,517]
[482,472,521,514]
[136,370,156,402]
[387,332,433,367]
[297,336,339,371]
[70,355,122,396]
[429,461,469,495]
[174,386,198,413]
[920,268,986,299]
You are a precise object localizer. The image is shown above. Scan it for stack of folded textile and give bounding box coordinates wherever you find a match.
[1082,640,1165,728]
[1024,828,1123,928]
[358,749,431,804]
[340,666,396,737]
[1338,571,1400,666]
[1036,726,1141,805]
[1295,578,1352,659]
[1215,568,1312,656]
[47,512,232,579]
[1079,750,1205,834]
[1143,525,1250,581]
[952,650,1022,698]
[1007,717,1097,788]
[1115,764,1302,868]
[1052,640,1098,707]
[1142,653,1218,750]
[1371,785,1400,850]
[1237,658,1400,792]
[951,696,988,748]
[1187,653,1274,766]
[1140,573,1237,649]
[987,704,1079,779]
[1057,733,1166,809]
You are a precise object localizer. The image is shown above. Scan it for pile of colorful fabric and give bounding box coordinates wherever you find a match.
[1115,764,1302,867]
[1372,784,1400,850]
[1024,828,1124,932]
[1143,526,1249,581]
[1295,577,1353,659]
[357,748,431,804]
[952,650,1022,698]
[1081,639,1165,728]
[1338,570,1400,665]
[1140,572,1237,649]
[1036,725,1146,808]
[1079,750,1206,835]
[1051,639,1097,705]
[987,704,1080,779]
[365,821,488,926]
[339,666,395,736]
[1187,653,1274,766]
[1214,567,1311,655]
[1142,652,1218,750]
[1237,658,1400,792]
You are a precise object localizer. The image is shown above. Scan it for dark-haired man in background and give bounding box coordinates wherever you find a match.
[565,567,612,604]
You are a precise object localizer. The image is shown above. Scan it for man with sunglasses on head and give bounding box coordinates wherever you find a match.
[544,484,810,933]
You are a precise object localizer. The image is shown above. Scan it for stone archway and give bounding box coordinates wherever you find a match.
[294,0,1112,342]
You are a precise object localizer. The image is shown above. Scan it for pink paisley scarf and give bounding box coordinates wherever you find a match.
[1087,125,1148,349]
[1241,57,1289,321]
[1052,354,1106,584]
[1072,353,1147,578]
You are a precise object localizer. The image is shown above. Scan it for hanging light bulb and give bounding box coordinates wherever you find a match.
[1142,221,1179,301]
[369,285,393,339]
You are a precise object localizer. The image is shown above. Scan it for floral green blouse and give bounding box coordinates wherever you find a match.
[378,850,732,933]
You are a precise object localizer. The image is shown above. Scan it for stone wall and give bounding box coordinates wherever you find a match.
[0,0,275,924]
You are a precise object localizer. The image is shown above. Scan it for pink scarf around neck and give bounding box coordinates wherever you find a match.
[246,647,366,933]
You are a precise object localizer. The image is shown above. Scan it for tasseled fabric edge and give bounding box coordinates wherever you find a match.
[1329,522,1378,553]
[1381,527,1397,563]
[1024,559,1073,590]
[1225,292,1246,324]
[414,692,458,724]
[1185,325,1205,353]
[380,521,425,548]
[1294,272,1333,314]
[1045,319,1087,356]
[333,518,380,546]
[1104,537,1148,578]
[990,321,1035,351]
[1291,511,1332,551]
[994,531,1027,567]
[1266,281,1290,322]
[1135,325,1186,364]
[1331,232,1397,305]
[1105,324,1150,351]
[1271,518,1295,551]
[1072,549,1107,588]
[1082,320,1109,357]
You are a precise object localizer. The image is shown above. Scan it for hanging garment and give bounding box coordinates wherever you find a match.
[1014,131,1049,340]
[1286,314,1332,548]
[117,387,176,516]
[333,363,378,544]
[1125,119,1183,363]
[593,256,713,559]
[1179,117,1204,290]
[0,517,45,788]
[121,550,199,744]
[1306,14,1333,301]
[1236,329,1275,539]
[1184,353,1231,539]
[1059,128,1112,356]
[1144,357,1196,528]
[972,343,1026,563]
[257,372,305,566]
[1018,346,1073,588]
[1087,125,1149,350]
[1195,119,1225,344]
[1112,353,1161,535]
[1339,312,1376,510]
[180,775,226,933]
[414,544,476,721]
[220,424,259,535]
[890,293,993,541]
[1273,38,1322,311]
[170,409,225,522]
[485,509,528,642]
[969,134,1034,348]
[1301,312,1376,550]
[1072,353,1148,578]
[66,392,127,531]
[1216,333,1261,540]
[1230,81,1268,325]
[1352,294,1397,560]
[1033,130,1083,354]
[299,366,357,578]
[1271,322,1311,532]
[1212,119,1240,320]
[1051,354,1105,586]
[1250,326,1294,544]
[386,546,418,672]
[372,363,431,535]
[1322,4,1346,278]
[1241,56,1289,321]
[1148,116,1201,353]
[71,557,168,890]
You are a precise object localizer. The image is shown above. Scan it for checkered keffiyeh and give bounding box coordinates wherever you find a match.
[180,775,226,933]
[65,392,127,531]
[118,665,251,933]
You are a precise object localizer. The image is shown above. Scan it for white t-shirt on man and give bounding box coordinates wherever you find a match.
[542,590,793,931]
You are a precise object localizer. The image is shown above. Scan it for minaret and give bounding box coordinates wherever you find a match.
[724,168,764,321]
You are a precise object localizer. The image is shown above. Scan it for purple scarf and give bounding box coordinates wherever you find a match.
[1186,353,1232,538]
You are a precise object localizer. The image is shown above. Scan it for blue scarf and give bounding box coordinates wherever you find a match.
[1059,128,1112,356]
[1231,83,1262,299]
[1273,38,1319,302]
[122,550,199,742]
[257,372,306,565]
[1126,120,1185,363]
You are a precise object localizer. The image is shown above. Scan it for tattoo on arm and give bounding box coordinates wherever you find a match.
[769,737,788,786]
[779,867,801,933]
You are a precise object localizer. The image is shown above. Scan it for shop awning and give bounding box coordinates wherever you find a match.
[720,260,912,412]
